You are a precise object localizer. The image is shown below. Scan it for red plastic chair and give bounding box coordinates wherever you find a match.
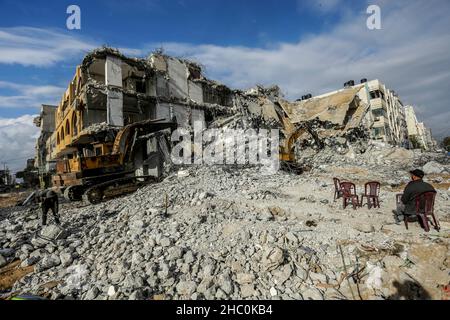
[340,182,359,210]
[360,181,381,209]
[333,178,343,201]
[413,191,440,232]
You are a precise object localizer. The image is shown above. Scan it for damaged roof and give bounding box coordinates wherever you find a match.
[277,87,368,129]
[81,46,204,75]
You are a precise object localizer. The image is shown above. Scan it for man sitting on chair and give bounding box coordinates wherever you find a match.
[395,169,436,224]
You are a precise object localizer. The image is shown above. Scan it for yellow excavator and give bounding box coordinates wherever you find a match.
[277,106,323,173]
[53,119,177,204]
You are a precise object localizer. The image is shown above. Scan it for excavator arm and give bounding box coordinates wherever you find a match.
[112,119,177,165]
[279,117,323,162]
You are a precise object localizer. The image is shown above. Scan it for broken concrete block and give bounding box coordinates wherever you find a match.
[107,285,117,297]
[20,256,40,268]
[270,287,278,297]
[273,264,293,285]
[149,54,167,72]
[176,280,197,296]
[0,254,7,268]
[365,262,385,291]
[423,161,446,174]
[236,273,255,285]
[36,254,61,272]
[40,225,65,241]
[177,170,190,178]
[261,247,284,271]
[84,286,100,300]
[240,284,257,298]
[354,223,375,233]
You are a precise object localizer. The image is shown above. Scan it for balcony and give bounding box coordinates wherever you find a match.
[373,116,387,126]
[370,98,387,111]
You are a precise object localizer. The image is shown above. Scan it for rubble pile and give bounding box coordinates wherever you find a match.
[79,122,118,135]
[296,141,446,173]
[1,155,449,300]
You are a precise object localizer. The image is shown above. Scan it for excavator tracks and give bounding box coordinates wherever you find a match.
[82,175,160,205]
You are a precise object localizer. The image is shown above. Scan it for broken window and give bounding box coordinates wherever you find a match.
[135,80,146,94]
[372,127,385,137]
[369,90,385,100]
[203,85,231,106]
[188,64,202,80]
[372,108,386,118]
[65,120,70,136]
[95,147,102,156]
[83,148,95,157]
[72,114,78,136]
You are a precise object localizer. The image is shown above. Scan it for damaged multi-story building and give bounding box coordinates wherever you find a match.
[0,167,12,188]
[35,47,238,200]
[36,47,425,201]
[308,79,410,147]
[15,159,39,188]
[34,104,57,188]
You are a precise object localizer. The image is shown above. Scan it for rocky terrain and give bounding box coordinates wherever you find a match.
[1,146,449,300]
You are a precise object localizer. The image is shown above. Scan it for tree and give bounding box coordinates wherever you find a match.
[409,135,424,150]
[442,136,450,152]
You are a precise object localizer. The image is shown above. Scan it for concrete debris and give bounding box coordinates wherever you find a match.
[365,262,385,291]
[423,161,446,174]
[39,225,66,242]
[20,256,40,268]
[36,254,61,272]
[262,247,284,271]
[0,254,7,268]
[0,153,449,300]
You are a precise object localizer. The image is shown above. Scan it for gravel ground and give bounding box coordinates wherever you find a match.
[1,150,449,300]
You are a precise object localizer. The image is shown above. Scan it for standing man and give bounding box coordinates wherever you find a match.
[395,169,436,224]
[38,189,60,226]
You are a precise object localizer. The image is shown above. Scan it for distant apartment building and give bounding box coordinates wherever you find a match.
[33,104,57,187]
[417,122,429,150]
[404,105,435,150]
[0,168,12,186]
[356,79,409,146]
[405,105,419,137]
[424,128,437,150]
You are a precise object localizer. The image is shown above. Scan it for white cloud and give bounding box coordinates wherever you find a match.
[0,114,40,173]
[0,26,147,67]
[150,0,450,138]
[0,81,64,109]
[0,27,96,66]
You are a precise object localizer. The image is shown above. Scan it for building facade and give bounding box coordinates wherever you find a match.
[313,79,409,147]
[356,79,408,146]
[404,105,434,150]
[36,47,237,185]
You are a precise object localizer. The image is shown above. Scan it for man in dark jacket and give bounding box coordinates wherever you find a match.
[37,189,60,226]
[395,169,436,223]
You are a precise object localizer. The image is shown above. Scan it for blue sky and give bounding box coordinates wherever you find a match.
[1,0,450,171]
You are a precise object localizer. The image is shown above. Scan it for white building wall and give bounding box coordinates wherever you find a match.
[105,55,124,126]
[404,106,419,136]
